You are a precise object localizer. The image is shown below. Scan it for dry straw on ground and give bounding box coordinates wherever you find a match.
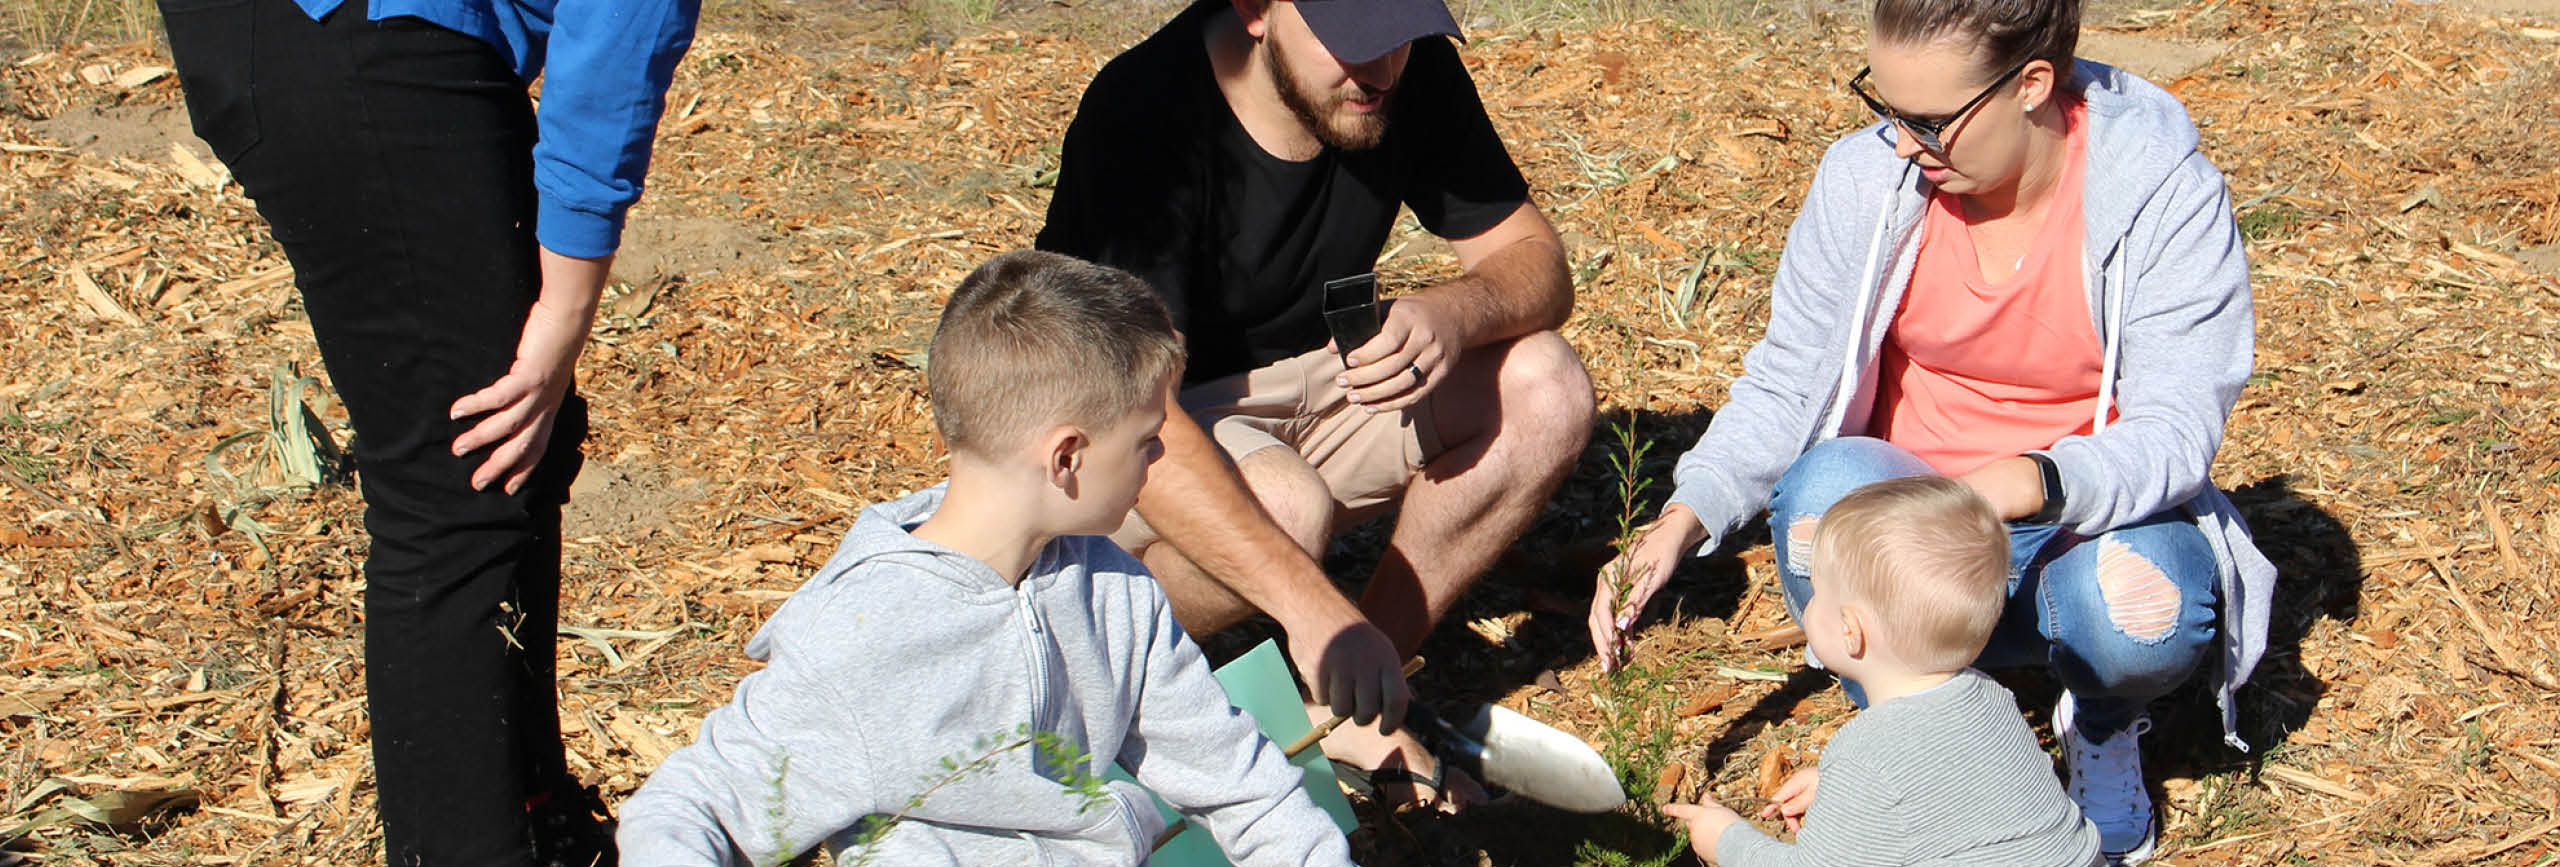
[1,0,2555,863]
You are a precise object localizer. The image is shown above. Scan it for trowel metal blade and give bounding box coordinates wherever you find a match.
[1418,703,1627,814]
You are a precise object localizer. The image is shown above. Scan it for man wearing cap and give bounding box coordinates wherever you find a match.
[1037,0,1593,810]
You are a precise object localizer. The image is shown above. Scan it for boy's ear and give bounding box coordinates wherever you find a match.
[1042,426,1087,488]
[1838,604,1870,660]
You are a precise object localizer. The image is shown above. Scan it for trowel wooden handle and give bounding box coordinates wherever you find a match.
[1152,655,1425,851]
[1281,655,1428,758]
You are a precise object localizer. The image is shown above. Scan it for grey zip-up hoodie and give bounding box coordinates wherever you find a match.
[617,487,1352,866]
[1665,61,2277,749]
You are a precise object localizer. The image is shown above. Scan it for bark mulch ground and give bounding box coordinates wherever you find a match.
[0,0,2554,862]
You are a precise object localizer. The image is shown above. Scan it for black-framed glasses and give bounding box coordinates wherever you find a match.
[1848,62,2027,154]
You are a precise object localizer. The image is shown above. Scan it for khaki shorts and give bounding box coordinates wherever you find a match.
[1181,345,1444,521]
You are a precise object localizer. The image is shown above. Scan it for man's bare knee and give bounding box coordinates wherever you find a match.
[1786,515,1820,576]
[2095,538,2179,643]
[1497,332,1597,440]
[1109,510,1161,556]
[1235,447,1334,557]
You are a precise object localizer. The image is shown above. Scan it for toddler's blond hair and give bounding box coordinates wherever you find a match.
[1812,475,2010,671]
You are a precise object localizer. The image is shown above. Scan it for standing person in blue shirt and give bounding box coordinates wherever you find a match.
[154,0,697,863]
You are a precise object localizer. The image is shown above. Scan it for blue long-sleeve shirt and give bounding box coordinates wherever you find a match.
[292,0,699,258]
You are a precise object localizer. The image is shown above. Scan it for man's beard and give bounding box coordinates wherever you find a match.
[1267,38,1390,151]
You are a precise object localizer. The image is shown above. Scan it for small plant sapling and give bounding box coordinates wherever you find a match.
[1598,415,1657,674]
[822,725,1108,867]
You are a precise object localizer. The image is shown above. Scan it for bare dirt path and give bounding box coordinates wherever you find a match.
[2442,0,2560,18]
[2077,31,2232,81]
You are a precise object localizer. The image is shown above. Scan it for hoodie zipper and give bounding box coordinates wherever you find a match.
[1016,582,1055,740]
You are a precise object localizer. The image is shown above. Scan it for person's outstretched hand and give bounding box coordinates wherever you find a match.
[1588,504,1702,671]
[1664,797,1745,864]
[449,248,610,494]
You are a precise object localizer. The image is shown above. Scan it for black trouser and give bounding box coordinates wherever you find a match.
[159,1,586,862]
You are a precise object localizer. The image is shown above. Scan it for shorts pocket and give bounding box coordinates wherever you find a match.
[157,0,261,161]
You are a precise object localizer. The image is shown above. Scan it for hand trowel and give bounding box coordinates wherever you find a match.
[1408,702,1627,814]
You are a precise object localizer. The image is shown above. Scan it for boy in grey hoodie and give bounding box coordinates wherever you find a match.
[617,250,1353,866]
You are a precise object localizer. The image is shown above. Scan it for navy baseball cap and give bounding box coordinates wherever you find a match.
[1294,0,1465,65]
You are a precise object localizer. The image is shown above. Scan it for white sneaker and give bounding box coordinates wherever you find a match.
[2056,692,2157,866]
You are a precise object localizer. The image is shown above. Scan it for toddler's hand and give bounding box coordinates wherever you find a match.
[1759,767,1819,832]
[1663,799,1745,864]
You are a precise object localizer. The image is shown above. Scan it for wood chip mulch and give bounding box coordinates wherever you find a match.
[0,0,2553,862]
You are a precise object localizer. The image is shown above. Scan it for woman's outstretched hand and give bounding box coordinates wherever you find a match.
[448,248,610,495]
[1588,504,1704,671]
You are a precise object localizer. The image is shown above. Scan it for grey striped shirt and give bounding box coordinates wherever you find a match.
[1715,669,2103,867]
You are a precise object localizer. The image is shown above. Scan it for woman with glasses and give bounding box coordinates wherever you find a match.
[1587,1,2273,863]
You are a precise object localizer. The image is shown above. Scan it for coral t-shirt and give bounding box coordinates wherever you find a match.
[1872,99,2112,477]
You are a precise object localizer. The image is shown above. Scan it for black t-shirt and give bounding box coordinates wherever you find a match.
[1035,1,1531,385]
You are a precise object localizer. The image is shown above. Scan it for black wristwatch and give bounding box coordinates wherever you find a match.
[2026,452,2066,524]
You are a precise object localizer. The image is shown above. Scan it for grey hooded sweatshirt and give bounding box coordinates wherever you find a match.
[617,487,1352,866]
[1664,61,2277,749]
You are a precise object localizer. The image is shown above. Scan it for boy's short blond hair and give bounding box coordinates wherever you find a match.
[928,250,1185,457]
[1811,475,2010,671]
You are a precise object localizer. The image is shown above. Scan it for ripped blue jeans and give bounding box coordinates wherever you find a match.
[1770,437,2218,741]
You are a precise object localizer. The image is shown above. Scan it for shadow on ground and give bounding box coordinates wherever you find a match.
[2171,475,2364,768]
[1984,476,2366,791]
